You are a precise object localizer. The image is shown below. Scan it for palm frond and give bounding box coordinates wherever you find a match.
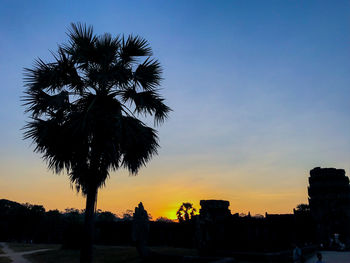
[24,59,56,92]
[23,90,70,117]
[23,118,74,174]
[134,58,162,91]
[95,33,120,67]
[108,63,133,88]
[120,89,171,124]
[56,47,85,93]
[24,50,84,94]
[119,35,152,64]
[116,116,159,174]
[68,22,95,44]
[66,22,97,69]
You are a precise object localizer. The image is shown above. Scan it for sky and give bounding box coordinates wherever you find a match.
[0,0,349,220]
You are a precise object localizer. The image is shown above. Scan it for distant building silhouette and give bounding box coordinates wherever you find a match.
[195,199,315,260]
[199,200,231,221]
[196,200,231,253]
[308,167,350,247]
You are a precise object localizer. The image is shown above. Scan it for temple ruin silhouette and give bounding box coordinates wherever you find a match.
[128,167,350,262]
[308,167,350,247]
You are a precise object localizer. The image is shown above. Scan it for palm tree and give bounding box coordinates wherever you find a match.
[176,202,196,223]
[23,23,170,263]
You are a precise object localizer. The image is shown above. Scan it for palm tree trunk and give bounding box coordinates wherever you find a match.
[80,185,98,263]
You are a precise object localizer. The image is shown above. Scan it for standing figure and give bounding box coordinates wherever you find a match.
[315,252,324,263]
[293,244,303,263]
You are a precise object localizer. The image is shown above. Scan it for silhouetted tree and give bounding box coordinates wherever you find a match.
[121,209,134,221]
[295,204,310,213]
[23,23,170,263]
[45,210,63,243]
[155,217,174,223]
[176,203,196,223]
[62,208,84,249]
[253,214,264,218]
[96,211,117,223]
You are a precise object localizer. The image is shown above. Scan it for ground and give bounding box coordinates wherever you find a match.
[25,246,199,263]
[0,243,11,263]
[0,244,4,254]
[0,243,198,263]
[1,243,350,262]
[25,247,140,263]
[0,242,57,263]
[305,250,350,263]
[7,243,60,253]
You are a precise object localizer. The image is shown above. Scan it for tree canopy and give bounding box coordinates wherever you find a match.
[176,202,196,223]
[23,23,171,194]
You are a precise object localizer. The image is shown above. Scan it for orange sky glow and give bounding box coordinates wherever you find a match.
[1,154,309,220]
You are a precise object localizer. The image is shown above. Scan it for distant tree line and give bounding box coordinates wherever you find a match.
[0,199,195,248]
[0,199,315,251]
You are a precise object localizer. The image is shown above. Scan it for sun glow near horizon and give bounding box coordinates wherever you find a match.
[1,161,308,220]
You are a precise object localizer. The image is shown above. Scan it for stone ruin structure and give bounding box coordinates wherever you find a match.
[195,200,309,261]
[132,201,235,262]
[196,200,231,254]
[129,166,350,262]
[308,167,350,247]
[132,202,151,258]
[195,167,350,253]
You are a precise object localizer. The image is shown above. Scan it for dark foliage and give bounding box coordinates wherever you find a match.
[295,203,310,213]
[0,199,317,252]
[23,23,171,193]
[176,203,196,223]
[22,23,170,263]
[0,199,195,248]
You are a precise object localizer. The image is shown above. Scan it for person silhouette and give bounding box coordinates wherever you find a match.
[293,244,303,263]
[316,252,324,263]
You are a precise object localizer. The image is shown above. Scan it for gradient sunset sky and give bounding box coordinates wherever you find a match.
[1,1,349,219]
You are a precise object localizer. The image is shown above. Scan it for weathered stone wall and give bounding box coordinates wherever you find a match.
[308,167,350,247]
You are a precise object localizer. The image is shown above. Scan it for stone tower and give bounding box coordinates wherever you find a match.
[196,200,231,254]
[308,167,350,247]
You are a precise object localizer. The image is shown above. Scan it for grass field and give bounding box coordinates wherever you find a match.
[0,243,12,263]
[24,246,198,263]
[25,247,140,263]
[6,243,60,253]
[0,257,12,263]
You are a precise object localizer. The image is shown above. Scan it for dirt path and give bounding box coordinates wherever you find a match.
[0,242,55,263]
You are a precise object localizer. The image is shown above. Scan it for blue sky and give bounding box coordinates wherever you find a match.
[0,0,349,218]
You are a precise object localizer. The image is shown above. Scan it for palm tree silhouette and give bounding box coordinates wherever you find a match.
[23,23,170,263]
[176,202,196,223]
